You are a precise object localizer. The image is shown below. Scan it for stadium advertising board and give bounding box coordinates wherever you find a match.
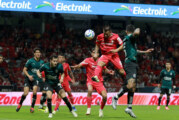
[0,0,178,19]
[1,92,179,106]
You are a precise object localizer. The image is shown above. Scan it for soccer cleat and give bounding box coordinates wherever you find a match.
[112,96,118,110]
[48,113,53,118]
[16,104,22,112]
[38,106,46,112]
[72,106,77,111]
[44,107,48,113]
[86,108,91,115]
[99,109,104,117]
[92,76,100,82]
[30,108,34,113]
[165,107,169,110]
[125,108,136,118]
[52,110,56,114]
[157,106,160,110]
[71,110,78,117]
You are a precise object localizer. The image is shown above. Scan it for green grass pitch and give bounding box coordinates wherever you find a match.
[0,105,178,120]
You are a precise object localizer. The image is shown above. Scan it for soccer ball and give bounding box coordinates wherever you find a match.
[84,29,95,40]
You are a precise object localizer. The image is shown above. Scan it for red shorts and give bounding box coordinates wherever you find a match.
[87,82,106,94]
[62,83,71,92]
[98,53,123,69]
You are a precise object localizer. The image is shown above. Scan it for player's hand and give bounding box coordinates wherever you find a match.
[71,65,79,70]
[133,28,140,36]
[109,49,118,54]
[145,48,154,53]
[158,84,160,88]
[173,85,176,89]
[109,70,115,75]
[42,78,45,82]
[60,79,63,84]
[71,79,75,84]
[28,75,34,81]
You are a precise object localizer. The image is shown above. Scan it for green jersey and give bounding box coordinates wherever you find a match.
[25,58,44,82]
[160,69,175,89]
[123,34,137,63]
[39,63,64,85]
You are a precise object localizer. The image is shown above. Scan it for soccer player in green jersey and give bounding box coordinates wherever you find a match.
[112,25,154,118]
[16,48,45,113]
[157,61,176,110]
[37,55,77,118]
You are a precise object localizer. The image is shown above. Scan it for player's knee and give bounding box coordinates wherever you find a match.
[23,92,29,96]
[88,90,93,96]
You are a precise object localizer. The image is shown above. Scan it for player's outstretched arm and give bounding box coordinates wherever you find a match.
[36,70,42,78]
[71,64,83,70]
[23,67,33,81]
[137,48,154,54]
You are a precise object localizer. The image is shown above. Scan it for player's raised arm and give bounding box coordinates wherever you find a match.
[137,48,154,54]
[94,44,100,58]
[23,67,33,81]
[133,28,140,36]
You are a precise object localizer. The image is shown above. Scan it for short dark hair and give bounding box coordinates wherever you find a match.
[33,48,41,53]
[58,54,66,58]
[0,54,3,58]
[50,55,58,60]
[166,60,171,64]
[90,48,95,53]
[126,24,135,33]
[103,24,111,31]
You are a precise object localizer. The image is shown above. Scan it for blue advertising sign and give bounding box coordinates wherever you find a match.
[0,0,178,19]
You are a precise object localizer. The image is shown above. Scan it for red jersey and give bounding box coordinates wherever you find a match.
[96,33,123,55]
[80,57,106,83]
[59,63,72,84]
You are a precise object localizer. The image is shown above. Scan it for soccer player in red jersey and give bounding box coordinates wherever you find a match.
[71,49,114,117]
[53,55,76,114]
[92,25,126,82]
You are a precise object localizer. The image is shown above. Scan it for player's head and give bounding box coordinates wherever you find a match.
[126,24,135,34]
[90,48,99,59]
[50,55,58,67]
[58,55,66,63]
[0,55,3,63]
[103,25,112,38]
[33,48,41,59]
[165,61,172,69]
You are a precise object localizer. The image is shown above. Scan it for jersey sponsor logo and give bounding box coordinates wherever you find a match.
[164,76,172,81]
[31,68,38,73]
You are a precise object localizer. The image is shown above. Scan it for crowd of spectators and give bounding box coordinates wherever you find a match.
[0,17,179,91]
